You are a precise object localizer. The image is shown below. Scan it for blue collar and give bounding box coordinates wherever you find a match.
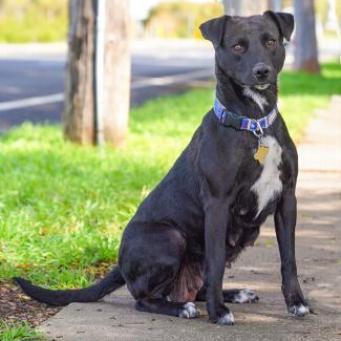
[213,98,278,137]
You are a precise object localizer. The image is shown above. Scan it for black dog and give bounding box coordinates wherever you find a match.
[15,11,310,325]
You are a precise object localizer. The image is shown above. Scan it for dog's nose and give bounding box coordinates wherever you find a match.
[252,63,271,81]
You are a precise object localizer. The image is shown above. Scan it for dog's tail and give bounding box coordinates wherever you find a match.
[14,266,125,306]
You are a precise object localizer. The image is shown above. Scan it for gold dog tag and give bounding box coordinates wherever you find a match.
[254,145,269,164]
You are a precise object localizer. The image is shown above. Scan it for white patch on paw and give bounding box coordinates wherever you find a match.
[233,289,259,303]
[289,304,310,317]
[217,312,235,325]
[179,302,200,319]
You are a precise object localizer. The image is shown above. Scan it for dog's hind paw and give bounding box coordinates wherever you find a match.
[217,312,235,325]
[232,289,259,304]
[289,304,310,317]
[179,302,200,319]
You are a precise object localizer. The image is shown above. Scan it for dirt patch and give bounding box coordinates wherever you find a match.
[0,281,60,326]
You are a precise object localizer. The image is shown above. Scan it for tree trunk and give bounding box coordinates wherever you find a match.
[223,0,270,16]
[294,0,320,73]
[102,0,130,146]
[63,0,130,146]
[222,0,242,15]
[64,0,96,144]
[267,0,282,11]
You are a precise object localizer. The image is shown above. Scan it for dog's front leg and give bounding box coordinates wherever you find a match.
[274,188,310,317]
[204,197,234,325]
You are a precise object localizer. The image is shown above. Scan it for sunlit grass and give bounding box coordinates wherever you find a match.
[0,62,340,289]
[0,321,45,341]
[279,62,341,139]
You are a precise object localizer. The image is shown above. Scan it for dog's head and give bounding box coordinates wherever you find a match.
[200,11,294,91]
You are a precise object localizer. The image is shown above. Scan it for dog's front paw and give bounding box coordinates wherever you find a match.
[288,304,310,317]
[179,302,200,319]
[216,312,235,325]
[208,302,235,325]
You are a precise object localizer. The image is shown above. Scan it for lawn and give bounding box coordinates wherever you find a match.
[0,63,340,293]
[0,321,45,341]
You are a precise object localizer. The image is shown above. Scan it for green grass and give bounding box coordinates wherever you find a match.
[0,63,340,291]
[279,62,341,139]
[0,321,45,341]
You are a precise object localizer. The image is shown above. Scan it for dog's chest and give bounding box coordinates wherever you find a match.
[251,135,283,217]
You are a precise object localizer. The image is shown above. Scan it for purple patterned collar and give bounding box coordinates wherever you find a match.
[214,98,278,138]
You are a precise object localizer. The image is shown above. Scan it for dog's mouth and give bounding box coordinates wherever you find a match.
[253,84,270,91]
[232,77,273,92]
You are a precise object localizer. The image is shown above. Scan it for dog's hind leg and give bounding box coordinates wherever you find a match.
[196,287,259,303]
[136,299,200,318]
[121,224,200,319]
[130,262,200,318]
[128,257,201,319]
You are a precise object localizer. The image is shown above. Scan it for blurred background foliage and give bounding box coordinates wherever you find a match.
[143,1,223,39]
[144,0,341,38]
[0,0,68,42]
[0,0,340,42]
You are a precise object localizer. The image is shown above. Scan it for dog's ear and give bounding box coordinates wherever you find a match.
[199,16,229,48]
[263,11,294,41]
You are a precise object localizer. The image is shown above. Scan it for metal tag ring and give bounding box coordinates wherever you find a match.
[252,120,264,138]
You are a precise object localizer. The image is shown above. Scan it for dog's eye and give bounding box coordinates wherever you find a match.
[232,44,245,53]
[265,39,276,48]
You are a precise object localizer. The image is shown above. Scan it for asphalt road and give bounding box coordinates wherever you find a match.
[0,42,214,130]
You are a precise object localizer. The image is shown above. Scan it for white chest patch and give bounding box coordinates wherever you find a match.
[251,135,283,217]
[243,86,268,112]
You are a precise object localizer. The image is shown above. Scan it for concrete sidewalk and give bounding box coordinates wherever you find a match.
[40,97,341,341]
